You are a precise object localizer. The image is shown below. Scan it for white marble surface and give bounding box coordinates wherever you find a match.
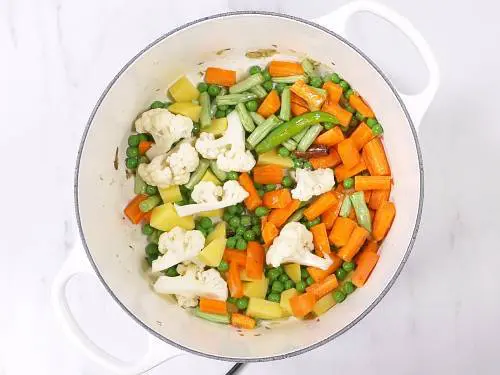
[1,0,499,374]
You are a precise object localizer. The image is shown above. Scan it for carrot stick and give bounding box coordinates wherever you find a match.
[369,209,375,222]
[323,81,343,103]
[239,173,262,211]
[364,190,372,204]
[290,80,326,111]
[328,217,357,247]
[252,164,285,185]
[223,249,247,266]
[334,160,367,182]
[369,188,391,210]
[306,274,339,299]
[321,101,352,126]
[349,94,375,118]
[372,201,396,241]
[321,192,344,230]
[337,226,369,262]
[352,251,379,287]
[307,253,343,283]
[262,221,279,246]
[142,211,152,223]
[138,141,153,155]
[268,199,301,228]
[349,122,375,150]
[314,127,345,146]
[263,189,292,209]
[205,67,237,86]
[227,261,244,298]
[257,90,281,118]
[246,241,265,280]
[355,239,379,264]
[291,102,309,116]
[199,298,227,315]
[354,176,391,191]
[310,149,341,169]
[124,195,148,224]
[231,313,256,329]
[310,223,331,256]
[268,61,304,77]
[290,292,317,318]
[337,138,361,169]
[303,191,338,221]
[363,138,391,176]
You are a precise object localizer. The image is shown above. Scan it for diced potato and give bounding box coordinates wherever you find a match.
[150,203,195,231]
[206,222,226,244]
[168,75,199,102]
[240,269,263,282]
[168,102,201,122]
[158,185,182,203]
[199,208,224,217]
[257,149,294,168]
[246,297,283,320]
[243,278,268,299]
[198,237,226,266]
[280,288,298,316]
[204,117,228,136]
[284,264,301,283]
[312,293,336,316]
[201,169,222,186]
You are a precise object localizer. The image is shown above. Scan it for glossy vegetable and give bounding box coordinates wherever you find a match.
[243,277,269,299]
[199,298,227,315]
[236,102,256,132]
[262,221,279,245]
[289,292,316,318]
[231,313,256,329]
[239,172,263,211]
[304,191,338,221]
[329,217,357,247]
[158,185,182,203]
[247,115,282,149]
[205,67,237,86]
[268,199,301,228]
[310,223,330,256]
[290,80,326,111]
[321,192,344,230]
[246,298,283,319]
[169,75,199,102]
[338,139,361,169]
[185,159,210,190]
[257,150,294,168]
[310,149,341,169]
[349,94,375,118]
[312,293,336,316]
[350,122,375,150]
[257,90,281,118]
[363,138,391,176]
[372,201,396,241]
[194,308,230,324]
[352,251,379,287]
[350,191,372,232]
[124,195,148,224]
[297,124,323,152]
[252,164,285,185]
[204,117,228,136]
[150,203,195,231]
[263,189,292,209]
[229,73,264,94]
[228,261,244,298]
[246,241,265,279]
[369,188,391,210]
[321,101,352,126]
[268,61,304,77]
[334,160,367,182]
[306,274,338,299]
[314,126,345,146]
[280,288,299,316]
[168,102,202,122]
[338,226,369,262]
[198,237,226,266]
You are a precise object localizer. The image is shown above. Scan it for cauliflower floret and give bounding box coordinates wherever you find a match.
[216,148,256,172]
[195,133,228,159]
[137,153,173,188]
[291,168,336,201]
[266,222,333,270]
[152,227,205,272]
[191,181,223,204]
[222,180,250,202]
[166,142,200,185]
[176,295,199,308]
[135,108,193,158]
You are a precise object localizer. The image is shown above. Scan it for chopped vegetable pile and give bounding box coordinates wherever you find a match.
[123,56,395,329]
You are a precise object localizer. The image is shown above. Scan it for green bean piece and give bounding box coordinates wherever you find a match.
[281,138,297,151]
[311,87,327,96]
[372,123,384,136]
[247,115,282,149]
[366,118,378,128]
[292,128,309,143]
[249,65,262,75]
[286,207,307,224]
[145,185,158,196]
[249,84,268,99]
[279,87,291,122]
[134,174,147,195]
[297,124,323,152]
[309,76,323,88]
[272,75,309,84]
[184,159,210,190]
[194,308,230,324]
[209,160,227,182]
[249,111,265,126]
[199,92,211,128]
[150,101,166,109]
[210,87,227,117]
[236,102,256,132]
[339,195,353,218]
[215,92,257,106]
[229,73,264,94]
[139,195,162,212]
[301,58,317,77]
[350,191,372,231]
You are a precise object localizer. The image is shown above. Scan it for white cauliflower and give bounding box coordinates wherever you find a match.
[266,222,333,270]
[291,168,336,201]
[216,148,256,173]
[194,133,226,159]
[176,295,199,308]
[137,153,173,188]
[151,227,205,272]
[191,181,223,204]
[135,108,193,159]
[174,180,249,217]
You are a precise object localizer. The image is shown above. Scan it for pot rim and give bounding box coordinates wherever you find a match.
[74,10,424,362]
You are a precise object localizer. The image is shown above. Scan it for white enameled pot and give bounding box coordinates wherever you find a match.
[52,2,439,373]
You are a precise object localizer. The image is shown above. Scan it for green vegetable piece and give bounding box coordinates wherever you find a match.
[262,70,271,81]
[229,216,240,228]
[249,111,266,126]
[267,268,281,281]
[350,191,372,231]
[229,73,264,94]
[355,111,366,122]
[265,184,276,192]
[235,227,245,236]
[247,115,282,149]
[197,82,208,93]
[339,80,350,91]
[343,178,354,189]
[199,92,211,128]
[208,84,221,97]
[275,83,287,94]
[236,296,249,310]
[226,237,236,249]
[335,268,347,281]
[251,224,261,236]
[209,160,227,182]
[243,230,255,241]
[278,146,290,157]
[142,223,154,236]
[339,195,353,218]
[236,238,248,250]
[281,138,297,151]
[194,308,230,324]
[165,266,179,277]
[267,292,281,303]
[293,158,304,169]
[345,89,354,99]
[139,195,162,213]
[134,174,147,195]
[333,290,346,303]
[301,58,316,77]
[271,280,284,293]
[279,274,289,283]
[372,123,384,136]
[128,134,140,147]
[342,281,356,295]
[331,73,341,84]
[218,260,229,272]
[215,109,225,118]
[306,217,321,229]
[184,159,210,190]
[366,118,378,128]
[240,215,252,227]
[249,65,262,75]
[282,176,294,188]
[249,85,268,99]
[297,124,323,152]
[236,102,256,132]
[324,123,334,130]
[199,217,213,230]
[226,171,239,181]
[286,207,306,224]
[284,280,295,290]
[306,276,314,286]
[245,99,259,112]
[279,87,291,122]
[126,156,139,170]
[150,101,165,109]
[215,92,257,106]
[145,242,159,258]
[255,206,270,217]
[342,261,356,272]
[145,185,158,196]
[262,80,273,92]
[295,280,306,293]
[272,75,308,84]
[301,268,309,280]
[309,76,323,88]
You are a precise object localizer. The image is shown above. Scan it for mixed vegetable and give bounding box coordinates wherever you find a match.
[123,56,396,329]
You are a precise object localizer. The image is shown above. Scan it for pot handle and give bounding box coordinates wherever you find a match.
[314,0,440,128]
[51,244,184,374]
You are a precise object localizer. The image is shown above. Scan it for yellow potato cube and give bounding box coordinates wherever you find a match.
[168,102,201,122]
[150,203,195,231]
[257,149,293,168]
[312,293,336,316]
[246,297,283,320]
[201,169,222,186]
[203,117,228,136]
[206,222,226,244]
[284,264,301,283]
[158,185,182,203]
[280,288,298,316]
[168,76,199,102]
[198,237,226,267]
[243,278,268,299]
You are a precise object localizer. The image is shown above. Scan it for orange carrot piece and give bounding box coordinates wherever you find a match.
[262,189,292,209]
[290,80,326,111]
[257,90,281,118]
[334,160,367,182]
[306,274,339,299]
[349,122,375,150]
[239,172,263,211]
[268,199,301,228]
[310,149,341,169]
[352,251,379,287]
[252,164,285,185]
[124,195,148,224]
[355,176,391,191]
[304,191,338,221]
[364,190,372,205]
[268,61,304,77]
[199,298,227,315]
[349,94,375,118]
[262,221,279,246]
[369,188,391,210]
[323,81,343,103]
[223,249,247,266]
[337,138,361,169]
[310,223,331,256]
[355,239,379,264]
[231,313,256,329]
[321,101,352,126]
[246,241,265,280]
[291,92,308,107]
[335,184,345,193]
[372,201,396,241]
[363,138,391,176]
[329,217,357,247]
[138,141,153,155]
[307,253,343,283]
[261,215,268,232]
[314,127,345,146]
[290,292,317,318]
[291,102,309,116]
[369,209,375,222]
[205,67,237,86]
[142,211,152,223]
[337,226,369,262]
[321,192,344,230]
[227,261,244,298]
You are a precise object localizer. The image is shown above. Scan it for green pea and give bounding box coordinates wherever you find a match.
[345,104,356,113]
[262,70,271,81]
[235,227,245,236]
[217,260,229,272]
[267,268,281,281]
[278,274,289,283]
[355,111,366,122]
[199,216,213,230]
[267,292,281,303]
[226,171,239,180]
[236,296,249,310]
[226,237,237,249]
[218,104,229,111]
[227,205,238,215]
[372,123,384,136]
[306,276,314,286]
[207,84,221,97]
[235,203,245,214]
[215,109,226,118]
[164,266,179,277]
[223,211,233,222]
[257,189,265,197]
[303,161,312,169]
[366,118,378,128]
[324,123,334,130]
[309,76,323,88]
[277,146,290,157]
[227,297,237,304]
[281,176,294,188]
[339,80,350,91]
[342,281,356,295]
[142,224,154,236]
[300,268,309,280]
[345,89,354,99]
[277,265,284,274]
[342,261,356,272]
[126,147,139,158]
[335,268,347,281]
[229,217,240,228]
[333,290,346,303]
[293,158,304,169]
[236,238,247,250]
[241,215,252,227]
[245,100,259,112]
[251,224,261,236]
[145,243,159,258]
[192,123,200,135]
[197,82,208,92]
[343,177,354,189]
[249,65,262,75]
[275,83,286,94]
[150,101,165,109]
[145,185,158,196]
[255,206,270,217]
[331,73,341,84]
[284,279,295,290]
[295,280,306,293]
[265,184,276,192]
[271,280,284,293]
[243,230,255,241]
[262,80,273,92]
[251,215,260,225]
[138,134,149,142]
[126,157,139,169]
[128,134,140,147]
[254,183,263,189]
